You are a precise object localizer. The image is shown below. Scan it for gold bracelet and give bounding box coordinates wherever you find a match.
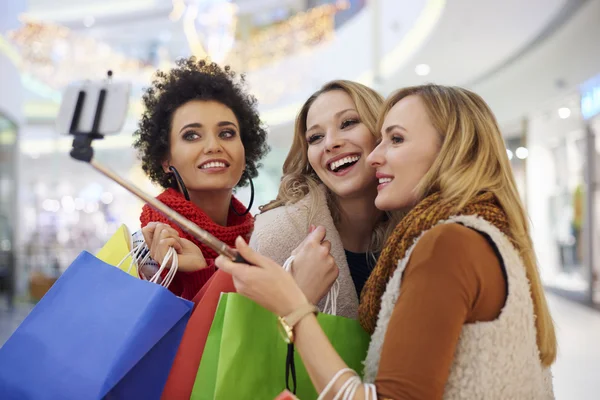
[277,304,318,344]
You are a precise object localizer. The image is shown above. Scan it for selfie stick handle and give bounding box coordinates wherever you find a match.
[68,72,247,264]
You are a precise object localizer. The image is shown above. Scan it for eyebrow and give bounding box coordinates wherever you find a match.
[384,124,407,134]
[306,108,357,134]
[179,121,238,134]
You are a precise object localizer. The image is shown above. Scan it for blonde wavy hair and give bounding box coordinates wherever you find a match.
[260,80,402,252]
[379,84,556,366]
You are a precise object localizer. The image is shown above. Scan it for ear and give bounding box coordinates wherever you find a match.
[162,160,171,174]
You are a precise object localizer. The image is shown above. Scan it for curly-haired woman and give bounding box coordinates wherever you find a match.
[131,57,269,301]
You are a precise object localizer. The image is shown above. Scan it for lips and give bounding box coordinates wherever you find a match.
[376,172,393,190]
[326,153,361,172]
[198,159,230,169]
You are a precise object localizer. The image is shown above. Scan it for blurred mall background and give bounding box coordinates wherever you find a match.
[0,0,599,397]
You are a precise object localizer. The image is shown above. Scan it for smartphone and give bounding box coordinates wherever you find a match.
[56,79,131,136]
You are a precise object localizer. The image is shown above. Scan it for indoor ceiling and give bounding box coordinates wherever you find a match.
[377,0,596,128]
[381,0,570,90]
[6,0,600,149]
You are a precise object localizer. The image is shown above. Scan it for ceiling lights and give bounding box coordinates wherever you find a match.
[515,147,529,160]
[169,0,349,70]
[558,107,571,119]
[7,21,149,90]
[415,63,430,76]
[83,16,95,28]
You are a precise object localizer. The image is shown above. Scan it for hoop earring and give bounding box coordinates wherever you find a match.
[168,166,190,201]
[231,174,254,216]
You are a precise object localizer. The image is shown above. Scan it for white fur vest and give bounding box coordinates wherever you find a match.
[363,215,554,399]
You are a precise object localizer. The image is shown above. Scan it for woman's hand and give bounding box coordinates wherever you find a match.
[216,236,310,317]
[290,226,339,305]
[142,222,207,272]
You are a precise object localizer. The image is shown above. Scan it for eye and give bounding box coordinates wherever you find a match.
[391,135,404,144]
[182,131,199,141]
[220,129,237,139]
[307,134,324,144]
[341,119,359,129]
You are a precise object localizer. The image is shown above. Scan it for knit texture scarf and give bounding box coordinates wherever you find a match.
[140,188,254,261]
[358,191,512,334]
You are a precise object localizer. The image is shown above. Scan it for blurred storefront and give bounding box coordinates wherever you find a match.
[0,45,23,308]
[526,75,600,309]
[580,74,600,306]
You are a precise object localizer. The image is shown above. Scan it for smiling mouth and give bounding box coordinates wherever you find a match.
[328,155,360,173]
[378,177,392,184]
[198,161,229,169]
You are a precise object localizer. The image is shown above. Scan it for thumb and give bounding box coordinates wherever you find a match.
[309,225,326,243]
[235,236,272,269]
[145,221,159,230]
[141,223,158,245]
[171,238,183,253]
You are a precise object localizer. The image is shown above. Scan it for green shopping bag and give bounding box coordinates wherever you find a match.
[192,293,370,400]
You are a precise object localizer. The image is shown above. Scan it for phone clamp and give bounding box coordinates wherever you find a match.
[68,71,111,162]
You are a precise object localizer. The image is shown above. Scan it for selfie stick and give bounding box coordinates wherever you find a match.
[68,71,247,263]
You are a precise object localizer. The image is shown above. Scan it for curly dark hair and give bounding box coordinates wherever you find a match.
[133,57,270,189]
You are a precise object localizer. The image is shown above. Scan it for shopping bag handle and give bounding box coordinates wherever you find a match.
[286,343,297,395]
[282,255,339,315]
[114,245,179,289]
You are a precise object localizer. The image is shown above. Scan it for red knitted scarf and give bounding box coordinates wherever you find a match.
[140,188,254,261]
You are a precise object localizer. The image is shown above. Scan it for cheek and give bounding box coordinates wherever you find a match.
[306,147,320,170]
[389,150,420,186]
[395,150,435,189]
[363,134,378,153]
[354,127,377,152]
[230,141,245,164]
[168,142,189,166]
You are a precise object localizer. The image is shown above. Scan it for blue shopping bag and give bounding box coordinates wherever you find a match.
[0,251,193,400]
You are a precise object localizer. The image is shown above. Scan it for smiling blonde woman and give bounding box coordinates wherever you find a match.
[250,80,402,318]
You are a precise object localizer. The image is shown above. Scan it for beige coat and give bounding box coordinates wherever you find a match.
[249,185,359,319]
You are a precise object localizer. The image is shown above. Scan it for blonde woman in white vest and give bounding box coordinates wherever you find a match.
[249,80,401,319]
[217,84,557,399]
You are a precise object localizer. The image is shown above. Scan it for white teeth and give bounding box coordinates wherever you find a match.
[329,155,360,171]
[378,177,392,184]
[201,162,227,169]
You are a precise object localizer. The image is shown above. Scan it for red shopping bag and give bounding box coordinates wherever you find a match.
[160,270,236,399]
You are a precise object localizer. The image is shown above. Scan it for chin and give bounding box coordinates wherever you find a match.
[190,183,236,192]
[375,192,408,211]
[332,186,373,200]
[329,178,377,199]
[374,196,394,211]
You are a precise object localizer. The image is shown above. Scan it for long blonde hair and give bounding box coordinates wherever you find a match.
[379,84,556,366]
[261,80,401,251]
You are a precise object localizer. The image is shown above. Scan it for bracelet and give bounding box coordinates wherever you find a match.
[333,376,360,400]
[277,303,318,344]
[317,368,357,400]
[282,255,295,272]
[318,370,378,400]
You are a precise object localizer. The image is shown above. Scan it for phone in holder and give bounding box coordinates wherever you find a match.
[56,77,131,136]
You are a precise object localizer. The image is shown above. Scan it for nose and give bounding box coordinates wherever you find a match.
[324,131,344,153]
[367,141,384,168]
[204,132,223,154]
